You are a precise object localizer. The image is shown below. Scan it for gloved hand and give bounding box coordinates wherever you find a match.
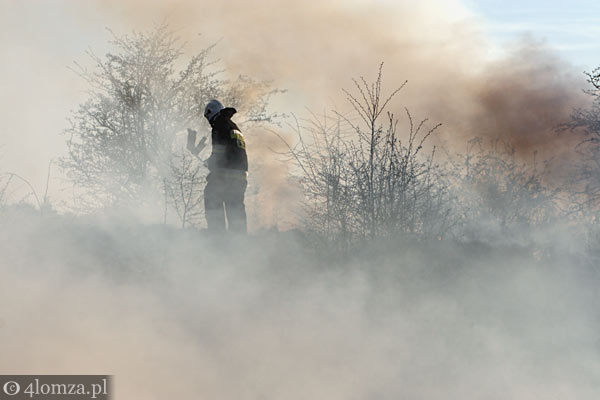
[186,128,207,156]
[186,128,197,152]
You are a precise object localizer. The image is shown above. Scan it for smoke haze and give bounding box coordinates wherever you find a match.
[1,216,599,399]
[91,0,590,159]
[0,0,592,196]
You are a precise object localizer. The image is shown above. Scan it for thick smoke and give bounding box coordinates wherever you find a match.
[0,0,591,203]
[1,215,599,399]
[88,0,591,159]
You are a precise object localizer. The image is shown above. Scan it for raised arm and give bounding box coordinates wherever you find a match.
[186,128,207,157]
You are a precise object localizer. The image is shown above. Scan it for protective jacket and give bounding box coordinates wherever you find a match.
[208,107,248,172]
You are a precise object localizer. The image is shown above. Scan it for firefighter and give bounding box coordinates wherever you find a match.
[187,99,248,233]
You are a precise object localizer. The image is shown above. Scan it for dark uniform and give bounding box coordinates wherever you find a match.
[204,107,248,232]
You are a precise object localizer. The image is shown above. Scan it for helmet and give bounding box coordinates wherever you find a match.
[204,99,224,122]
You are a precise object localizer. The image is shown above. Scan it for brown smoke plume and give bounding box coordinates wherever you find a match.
[84,0,591,161]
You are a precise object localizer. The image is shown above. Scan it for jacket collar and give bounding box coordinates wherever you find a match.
[211,107,237,126]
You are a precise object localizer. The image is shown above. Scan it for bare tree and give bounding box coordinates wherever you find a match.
[279,64,454,252]
[565,67,600,209]
[564,67,600,258]
[453,138,559,241]
[62,24,278,216]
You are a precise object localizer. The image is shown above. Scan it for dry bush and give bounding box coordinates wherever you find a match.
[281,65,455,252]
[165,145,206,228]
[565,67,600,209]
[452,138,559,242]
[562,67,600,258]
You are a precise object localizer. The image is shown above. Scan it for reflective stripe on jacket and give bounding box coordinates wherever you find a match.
[208,107,248,172]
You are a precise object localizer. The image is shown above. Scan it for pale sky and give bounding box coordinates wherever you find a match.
[465,0,600,70]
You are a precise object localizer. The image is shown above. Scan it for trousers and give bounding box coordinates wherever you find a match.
[204,169,248,233]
